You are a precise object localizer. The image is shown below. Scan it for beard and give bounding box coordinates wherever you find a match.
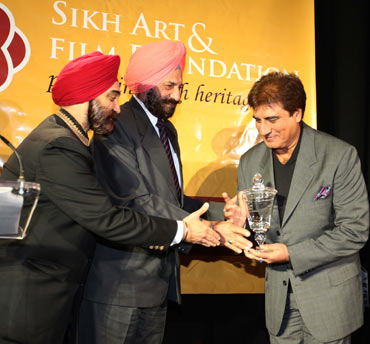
[87,98,119,135]
[143,87,180,120]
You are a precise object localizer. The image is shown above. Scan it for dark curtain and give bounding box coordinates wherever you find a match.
[315,0,369,192]
[315,0,369,276]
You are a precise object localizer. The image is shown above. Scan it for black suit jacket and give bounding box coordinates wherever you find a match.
[82,97,202,308]
[0,114,177,343]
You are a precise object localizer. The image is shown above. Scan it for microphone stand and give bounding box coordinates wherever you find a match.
[0,134,25,194]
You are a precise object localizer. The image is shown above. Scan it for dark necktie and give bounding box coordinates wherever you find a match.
[156,119,181,200]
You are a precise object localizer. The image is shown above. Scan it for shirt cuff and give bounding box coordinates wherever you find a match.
[171,220,184,245]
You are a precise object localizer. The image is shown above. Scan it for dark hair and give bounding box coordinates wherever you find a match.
[248,72,306,117]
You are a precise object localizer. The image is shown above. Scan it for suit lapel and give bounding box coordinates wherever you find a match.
[282,123,317,226]
[129,98,181,203]
[258,146,275,188]
[257,145,281,230]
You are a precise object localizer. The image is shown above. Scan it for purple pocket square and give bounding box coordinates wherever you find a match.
[314,185,332,200]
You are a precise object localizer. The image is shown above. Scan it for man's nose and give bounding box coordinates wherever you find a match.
[258,121,271,136]
[171,87,181,102]
[113,100,120,114]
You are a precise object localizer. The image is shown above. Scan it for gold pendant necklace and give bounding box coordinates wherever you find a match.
[56,111,89,147]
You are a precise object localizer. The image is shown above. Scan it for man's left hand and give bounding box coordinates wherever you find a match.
[222,191,248,227]
[244,243,290,264]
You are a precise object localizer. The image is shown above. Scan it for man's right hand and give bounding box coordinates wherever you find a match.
[212,221,252,254]
[183,203,220,247]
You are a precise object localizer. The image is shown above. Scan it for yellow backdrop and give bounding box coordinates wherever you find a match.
[0,0,316,293]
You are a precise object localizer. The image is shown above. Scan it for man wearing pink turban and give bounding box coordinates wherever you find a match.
[0,51,223,344]
[79,41,251,344]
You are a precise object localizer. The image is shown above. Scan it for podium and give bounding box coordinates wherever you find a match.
[0,179,40,239]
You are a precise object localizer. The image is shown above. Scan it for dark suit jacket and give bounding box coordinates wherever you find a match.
[0,115,177,343]
[238,123,369,342]
[82,97,202,308]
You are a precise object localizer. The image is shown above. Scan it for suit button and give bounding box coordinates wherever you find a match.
[276,231,281,236]
[283,280,287,286]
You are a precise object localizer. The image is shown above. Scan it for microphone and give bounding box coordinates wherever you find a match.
[0,134,25,193]
[0,134,24,179]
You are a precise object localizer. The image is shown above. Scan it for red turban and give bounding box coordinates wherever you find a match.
[52,51,120,106]
[124,41,186,93]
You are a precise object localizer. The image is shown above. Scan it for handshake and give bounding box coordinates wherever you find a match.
[181,192,251,254]
[176,191,291,265]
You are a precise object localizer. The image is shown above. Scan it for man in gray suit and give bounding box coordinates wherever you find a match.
[227,72,369,343]
[78,41,251,344]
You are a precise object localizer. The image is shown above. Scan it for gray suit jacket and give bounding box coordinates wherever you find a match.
[238,123,369,342]
[83,97,200,307]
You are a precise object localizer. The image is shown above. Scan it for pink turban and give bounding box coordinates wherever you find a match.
[124,41,186,93]
[52,51,120,106]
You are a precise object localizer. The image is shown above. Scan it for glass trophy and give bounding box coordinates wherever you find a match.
[0,179,40,239]
[242,173,277,249]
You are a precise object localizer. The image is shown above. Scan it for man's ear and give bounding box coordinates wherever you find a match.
[294,108,303,122]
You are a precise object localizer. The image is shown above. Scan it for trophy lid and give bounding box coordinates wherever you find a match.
[243,173,277,196]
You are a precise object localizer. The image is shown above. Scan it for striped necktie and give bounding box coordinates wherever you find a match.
[156,119,181,200]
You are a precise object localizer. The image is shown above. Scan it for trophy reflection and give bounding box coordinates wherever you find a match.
[242,173,277,249]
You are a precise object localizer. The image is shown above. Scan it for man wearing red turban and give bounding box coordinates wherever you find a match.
[0,51,223,344]
[79,42,251,344]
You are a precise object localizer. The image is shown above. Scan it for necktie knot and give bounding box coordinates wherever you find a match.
[156,119,165,130]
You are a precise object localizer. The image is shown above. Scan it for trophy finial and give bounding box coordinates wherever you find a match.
[252,173,264,191]
[253,173,263,185]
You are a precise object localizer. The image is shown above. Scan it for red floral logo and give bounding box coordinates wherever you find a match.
[0,3,30,92]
